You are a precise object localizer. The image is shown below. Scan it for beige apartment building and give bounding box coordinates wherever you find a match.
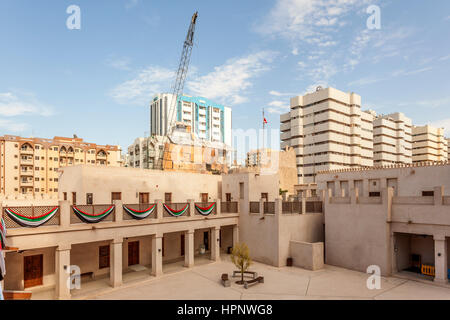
[412,125,448,163]
[280,87,373,184]
[0,135,122,196]
[372,112,412,166]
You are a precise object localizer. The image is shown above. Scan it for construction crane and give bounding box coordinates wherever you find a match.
[153,11,198,170]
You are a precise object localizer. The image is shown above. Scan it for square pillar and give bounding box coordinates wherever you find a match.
[55,244,71,300]
[259,198,264,216]
[110,238,123,288]
[58,200,71,227]
[210,227,221,261]
[151,234,163,276]
[188,199,195,217]
[215,199,221,216]
[434,186,444,206]
[184,230,195,268]
[155,200,163,220]
[433,235,448,283]
[113,200,123,222]
[275,198,282,215]
[232,225,239,247]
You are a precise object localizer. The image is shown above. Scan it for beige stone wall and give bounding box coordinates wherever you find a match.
[290,240,324,270]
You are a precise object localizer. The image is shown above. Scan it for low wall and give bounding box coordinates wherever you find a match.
[290,240,324,271]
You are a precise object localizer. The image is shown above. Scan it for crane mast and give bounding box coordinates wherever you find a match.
[153,11,198,170]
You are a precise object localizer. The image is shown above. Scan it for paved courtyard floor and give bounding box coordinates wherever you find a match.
[66,255,450,300]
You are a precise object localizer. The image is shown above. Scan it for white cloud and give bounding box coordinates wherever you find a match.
[187,51,278,105]
[125,0,139,9]
[266,100,290,114]
[269,90,295,96]
[391,67,432,77]
[291,48,299,55]
[105,56,132,71]
[0,119,28,132]
[109,66,174,105]
[0,92,53,117]
[430,118,450,136]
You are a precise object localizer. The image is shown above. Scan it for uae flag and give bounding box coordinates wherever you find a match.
[263,117,267,124]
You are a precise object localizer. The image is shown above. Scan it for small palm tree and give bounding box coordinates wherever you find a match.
[230,242,252,284]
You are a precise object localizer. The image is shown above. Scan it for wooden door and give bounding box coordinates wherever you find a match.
[72,192,77,205]
[201,193,208,203]
[261,193,268,201]
[226,193,231,202]
[181,234,185,256]
[24,254,43,289]
[99,245,110,269]
[128,241,140,266]
[165,193,172,203]
[111,192,121,203]
[139,193,149,204]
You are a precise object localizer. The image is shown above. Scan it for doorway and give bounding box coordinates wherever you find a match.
[24,254,43,289]
[128,241,140,266]
[181,234,185,256]
[201,193,208,203]
[203,231,209,251]
[139,192,149,204]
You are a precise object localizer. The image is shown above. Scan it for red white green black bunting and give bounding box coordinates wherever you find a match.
[123,204,156,220]
[5,207,59,228]
[195,203,216,216]
[73,205,114,223]
[0,217,6,249]
[163,204,189,217]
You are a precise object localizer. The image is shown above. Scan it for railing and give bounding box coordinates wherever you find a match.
[282,201,302,214]
[263,202,275,214]
[163,203,189,218]
[305,201,322,213]
[221,201,238,213]
[194,202,217,215]
[71,204,115,224]
[3,205,60,229]
[249,202,260,214]
[123,203,157,220]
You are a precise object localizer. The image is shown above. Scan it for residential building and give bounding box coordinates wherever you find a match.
[280,87,373,184]
[412,125,448,163]
[127,123,231,174]
[317,163,450,283]
[0,135,122,196]
[447,138,450,159]
[150,93,232,146]
[372,112,413,166]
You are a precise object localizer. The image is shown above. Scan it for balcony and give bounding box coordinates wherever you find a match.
[19,179,33,186]
[20,148,34,155]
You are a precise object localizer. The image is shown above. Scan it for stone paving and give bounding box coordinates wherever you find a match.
[78,256,450,300]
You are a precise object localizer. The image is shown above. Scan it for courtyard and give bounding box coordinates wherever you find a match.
[30,254,450,300]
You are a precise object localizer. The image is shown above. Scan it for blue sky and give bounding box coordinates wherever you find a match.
[0,0,449,153]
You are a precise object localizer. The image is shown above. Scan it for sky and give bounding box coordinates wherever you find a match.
[0,0,449,157]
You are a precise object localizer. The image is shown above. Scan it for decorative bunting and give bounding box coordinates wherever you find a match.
[195,203,216,216]
[163,204,189,217]
[5,207,59,228]
[0,217,6,249]
[73,205,114,223]
[123,204,156,220]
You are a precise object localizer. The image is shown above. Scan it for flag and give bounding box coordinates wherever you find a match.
[0,217,6,250]
[263,117,267,124]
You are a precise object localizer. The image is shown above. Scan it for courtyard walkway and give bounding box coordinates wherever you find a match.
[75,255,450,300]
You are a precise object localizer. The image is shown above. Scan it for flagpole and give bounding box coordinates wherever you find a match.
[262,108,265,152]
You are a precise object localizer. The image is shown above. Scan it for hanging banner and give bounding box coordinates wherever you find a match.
[0,217,6,249]
[123,204,156,220]
[163,204,189,217]
[72,205,114,223]
[5,207,59,228]
[195,203,216,216]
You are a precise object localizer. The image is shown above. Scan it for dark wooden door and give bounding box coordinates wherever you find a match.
[139,193,149,204]
[72,192,77,205]
[128,241,139,266]
[24,254,43,289]
[99,245,110,269]
[204,231,209,251]
[181,234,185,256]
[165,193,172,203]
[226,193,231,202]
[201,193,208,203]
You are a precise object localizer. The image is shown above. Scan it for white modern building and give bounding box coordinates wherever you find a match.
[150,93,232,146]
[412,125,448,163]
[280,87,373,184]
[372,112,413,166]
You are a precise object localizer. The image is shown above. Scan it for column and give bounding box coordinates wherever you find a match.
[113,200,123,223]
[232,225,239,247]
[259,198,264,216]
[58,200,70,227]
[55,244,71,300]
[210,227,220,261]
[215,199,221,216]
[151,234,163,276]
[275,198,282,215]
[188,199,195,217]
[434,186,444,206]
[184,230,195,268]
[110,238,123,288]
[301,192,306,214]
[155,199,163,220]
[433,235,448,283]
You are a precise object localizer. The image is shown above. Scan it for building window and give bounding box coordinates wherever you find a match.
[63,192,67,201]
[369,192,381,197]
[165,193,172,203]
[422,191,434,197]
[111,192,121,203]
